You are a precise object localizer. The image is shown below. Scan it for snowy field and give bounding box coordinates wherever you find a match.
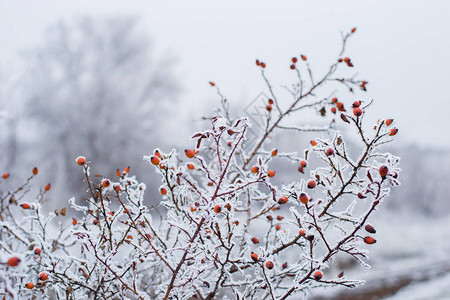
[312,211,450,299]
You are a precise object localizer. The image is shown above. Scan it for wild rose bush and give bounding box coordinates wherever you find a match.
[0,28,400,299]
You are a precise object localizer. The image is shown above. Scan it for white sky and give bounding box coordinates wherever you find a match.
[1,0,449,148]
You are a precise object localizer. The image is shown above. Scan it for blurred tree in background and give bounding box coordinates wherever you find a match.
[1,16,449,217]
[1,16,179,200]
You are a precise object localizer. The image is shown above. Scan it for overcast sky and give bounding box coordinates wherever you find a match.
[1,0,449,148]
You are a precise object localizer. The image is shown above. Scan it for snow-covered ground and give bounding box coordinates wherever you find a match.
[312,210,450,299]
[384,272,450,300]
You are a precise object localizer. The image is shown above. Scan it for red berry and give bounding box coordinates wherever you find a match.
[307,180,316,189]
[251,252,258,261]
[44,183,51,191]
[185,149,195,158]
[154,150,162,158]
[2,173,10,179]
[313,270,322,280]
[25,282,34,289]
[351,27,357,33]
[299,229,306,237]
[278,196,288,205]
[389,128,398,136]
[266,104,272,112]
[268,99,274,105]
[267,170,276,178]
[150,156,160,166]
[301,55,307,61]
[251,166,259,174]
[113,184,121,192]
[39,272,49,281]
[290,64,296,70]
[101,179,110,188]
[20,203,31,209]
[209,81,215,87]
[326,148,335,156]
[291,57,298,63]
[214,205,222,213]
[343,57,351,63]
[352,100,361,108]
[299,193,309,204]
[310,140,317,146]
[331,97,338,104]
[353,107,363,117]
[261,62,266,68]
[358,192,366,199]
[265,261,274,269]
[360,83,367,91]
[385,119,394,126]
[34,248,42,255]
[365,224,376,234]
[299,160,307,168]
[187,163,195,170]
[76,156,86,166]
[364,236,376,244]
[251,237,259,244]
[379,165,389,177]
[7,256,20,267]
[160,187,167,195]
[271,149,278,156]
[331,107,337,114]
[32,167,38,175]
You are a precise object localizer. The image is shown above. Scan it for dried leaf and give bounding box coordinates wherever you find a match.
[228,129,238,135]
[319,106,326,117]
[340,113,350,123]
[367,170,373,183]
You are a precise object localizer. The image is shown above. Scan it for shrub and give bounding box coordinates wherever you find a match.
[0,28,400,299]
